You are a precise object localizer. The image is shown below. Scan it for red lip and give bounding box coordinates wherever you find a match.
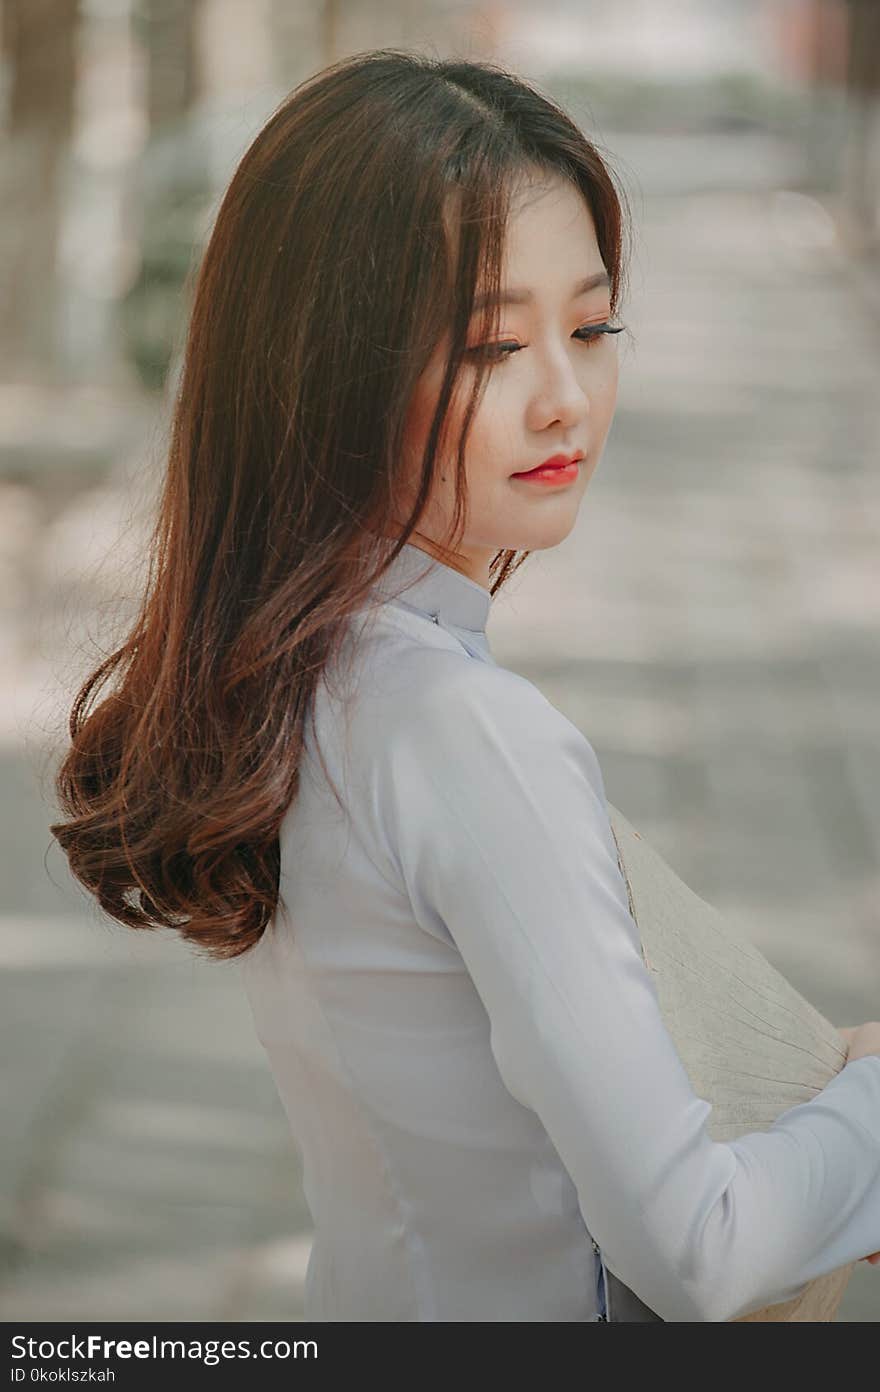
[513,451,584,477]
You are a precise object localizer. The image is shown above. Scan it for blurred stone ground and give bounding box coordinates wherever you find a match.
[1,122,879,1320]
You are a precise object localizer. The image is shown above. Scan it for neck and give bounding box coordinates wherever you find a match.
[404,531,494,593]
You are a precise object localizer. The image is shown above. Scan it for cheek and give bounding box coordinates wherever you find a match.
[458,415,511,496]
[602,351,620,402]
[403,365,467,463]
[404,368,526,494]
[465,380,518,458]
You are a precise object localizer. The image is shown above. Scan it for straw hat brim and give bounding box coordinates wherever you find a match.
[607,802,854,1322]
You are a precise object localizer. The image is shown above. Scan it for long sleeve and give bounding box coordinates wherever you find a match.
[366,655,880,1322]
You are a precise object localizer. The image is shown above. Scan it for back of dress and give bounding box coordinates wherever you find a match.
[239,542,880,1323]
[238,548,607,1320]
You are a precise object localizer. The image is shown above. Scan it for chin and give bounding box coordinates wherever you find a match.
[509,508,581,552]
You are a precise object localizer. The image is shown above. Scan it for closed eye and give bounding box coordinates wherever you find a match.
[465,322,626,365]
[573,322,626,345]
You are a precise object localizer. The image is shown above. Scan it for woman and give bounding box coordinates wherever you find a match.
[50,50,880,1322]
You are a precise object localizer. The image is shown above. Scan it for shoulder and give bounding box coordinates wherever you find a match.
[363,628,606,804]
[332,603,527,722]
[317,603,607,810]
[356,620,554,745]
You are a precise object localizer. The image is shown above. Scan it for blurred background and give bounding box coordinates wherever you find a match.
[2,0,879,1321]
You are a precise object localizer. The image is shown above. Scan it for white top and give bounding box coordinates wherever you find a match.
[239,541,880,1322]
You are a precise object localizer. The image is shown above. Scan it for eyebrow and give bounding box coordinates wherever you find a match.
[471,271,611,312]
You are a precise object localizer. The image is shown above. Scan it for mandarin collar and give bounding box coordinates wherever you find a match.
[369,542,491,634]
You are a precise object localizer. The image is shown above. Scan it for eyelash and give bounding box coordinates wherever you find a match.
[466,322,626,365]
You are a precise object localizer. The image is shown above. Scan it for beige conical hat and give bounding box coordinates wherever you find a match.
[606,801,854,1322]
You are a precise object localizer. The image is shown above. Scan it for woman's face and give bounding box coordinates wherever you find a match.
[397,170,621,588]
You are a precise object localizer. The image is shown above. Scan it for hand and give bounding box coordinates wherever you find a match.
[838,1027,880,1265]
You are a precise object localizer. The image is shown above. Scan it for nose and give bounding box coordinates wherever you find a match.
[524,350,591,434]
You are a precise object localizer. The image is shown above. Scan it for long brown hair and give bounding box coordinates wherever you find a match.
[49,49,633,962]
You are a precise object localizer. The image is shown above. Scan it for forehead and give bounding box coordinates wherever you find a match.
[504,173,600,261]
[441,168,600,271]
[470,188,608,318]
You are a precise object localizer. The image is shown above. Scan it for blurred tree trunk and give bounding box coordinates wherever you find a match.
[841,0,880,252]
[137,0,202,136]
[0,0,80,381]
[120,1,204,394]
[321,0,340,66]
[799,0,849,192]
[268,0,320,91]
